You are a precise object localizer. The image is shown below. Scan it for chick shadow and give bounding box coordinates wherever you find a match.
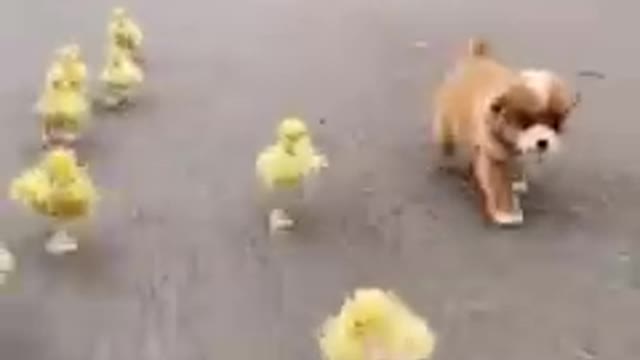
[90,96,140,117]
[249,187,325,246]
[18,127,106,167]
[22,225,122,295]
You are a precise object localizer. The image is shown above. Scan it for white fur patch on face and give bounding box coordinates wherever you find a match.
[520,69,553,105]
[516,124,559,157]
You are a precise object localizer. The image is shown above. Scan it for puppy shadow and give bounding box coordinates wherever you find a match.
[519,186,559,211]
[428,164,535,230]
[429,163,479,205]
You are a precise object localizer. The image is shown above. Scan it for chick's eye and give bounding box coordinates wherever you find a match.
[286,132,304,141]
[353,320,366,328]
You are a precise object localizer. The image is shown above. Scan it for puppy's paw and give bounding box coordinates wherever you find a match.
[491,209,524,227]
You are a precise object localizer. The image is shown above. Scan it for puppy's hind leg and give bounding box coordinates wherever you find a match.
[432,112,463,175]
[433,111,456,157]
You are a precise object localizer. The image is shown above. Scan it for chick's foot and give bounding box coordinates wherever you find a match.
[269,209,295,232]
[46,230,79,255]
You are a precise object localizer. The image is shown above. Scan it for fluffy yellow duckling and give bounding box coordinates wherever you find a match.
[45,44,88,93]
[10,148,99,254]
[99,44,144,108]
[319,288,436,360]
[255,117,328,231]
[108,7,144,63]
[0,243,15,286]
[37,55,91,145]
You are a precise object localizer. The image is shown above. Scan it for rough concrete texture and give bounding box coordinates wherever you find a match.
[0,0,639,359]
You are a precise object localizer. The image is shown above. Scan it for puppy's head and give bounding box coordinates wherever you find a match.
[488,82,558,157]
[517,70,579,160]
[520,69,577,131]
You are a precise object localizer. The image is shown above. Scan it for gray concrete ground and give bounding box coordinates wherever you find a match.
[0,0,639,359]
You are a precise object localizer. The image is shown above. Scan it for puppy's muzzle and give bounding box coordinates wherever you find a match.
[516,124,559,157]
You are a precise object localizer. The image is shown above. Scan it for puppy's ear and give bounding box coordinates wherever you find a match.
[548,81,578,132]
[468,38,490,57]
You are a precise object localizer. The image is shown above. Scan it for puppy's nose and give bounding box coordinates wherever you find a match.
[536,139,549,151]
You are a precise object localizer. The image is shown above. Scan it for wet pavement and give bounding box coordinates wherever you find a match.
[0,0,639,359]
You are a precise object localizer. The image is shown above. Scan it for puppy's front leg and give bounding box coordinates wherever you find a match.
[473,152,523,226]
[510,159,528,194]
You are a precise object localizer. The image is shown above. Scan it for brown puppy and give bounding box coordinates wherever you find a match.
[433,39,575,226]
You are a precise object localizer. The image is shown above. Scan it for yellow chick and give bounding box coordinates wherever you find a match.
[37,53,91,144]
[36,80,90,144]
[108,7,144,62]
[45,44,88,93]
[319,288,436,360]
[10,148,99,254]
[100,44,144,108]
[256,117,328,189]
[36,44,90,142]
[255,117,328,231]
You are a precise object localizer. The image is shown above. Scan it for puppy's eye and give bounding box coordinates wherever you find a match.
[517,114,535,129]
[490,100,503,115]
[550,117,564,132]
[546,112,565,132]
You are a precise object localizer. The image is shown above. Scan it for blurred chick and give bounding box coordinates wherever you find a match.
[45,44,88,93]
[255,117,328,232]
[319,288,436,360]
[108,7,144,63]
[99,44,144,109]
[37,48,91,145]
[10,148,99,255]
[0,243,15,286]
[36,78,90,145]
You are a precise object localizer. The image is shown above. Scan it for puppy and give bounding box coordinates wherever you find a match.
[433,38,576,225]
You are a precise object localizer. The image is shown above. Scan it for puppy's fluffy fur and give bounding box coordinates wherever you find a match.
[433,38,576,225]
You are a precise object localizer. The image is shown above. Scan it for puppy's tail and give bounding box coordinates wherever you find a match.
[467,38,490,57]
